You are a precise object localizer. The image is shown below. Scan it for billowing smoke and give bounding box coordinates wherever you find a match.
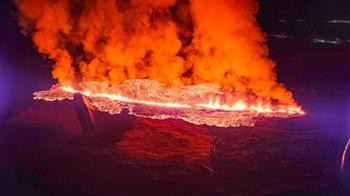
[15,0,295,105]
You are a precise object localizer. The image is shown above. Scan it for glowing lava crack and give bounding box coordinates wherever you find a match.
[34,80,304,128]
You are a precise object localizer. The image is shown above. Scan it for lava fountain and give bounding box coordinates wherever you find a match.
[16,0,305,127]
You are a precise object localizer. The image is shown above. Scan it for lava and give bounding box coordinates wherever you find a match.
[195,95,304,115]
[33,80,304,128]
[37,83,304,115]
[61,86,192,109]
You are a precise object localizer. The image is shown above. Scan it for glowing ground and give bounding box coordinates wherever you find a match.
[33,80,304,128]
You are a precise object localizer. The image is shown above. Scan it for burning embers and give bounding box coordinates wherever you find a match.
[34,80,304,127]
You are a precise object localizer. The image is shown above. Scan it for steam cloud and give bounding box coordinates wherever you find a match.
[15,0,296,105]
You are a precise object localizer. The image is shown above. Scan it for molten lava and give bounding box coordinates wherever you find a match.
[59,85,303,115]
[34,80,304,128]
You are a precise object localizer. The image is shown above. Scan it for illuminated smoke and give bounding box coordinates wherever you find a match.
[16,0,296,105]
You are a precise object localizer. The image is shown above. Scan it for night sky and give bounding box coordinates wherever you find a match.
[259,0,350,40]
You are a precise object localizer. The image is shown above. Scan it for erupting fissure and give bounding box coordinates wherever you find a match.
[17,0,305,127]
[58,85,303,115]
[33,80,304,127]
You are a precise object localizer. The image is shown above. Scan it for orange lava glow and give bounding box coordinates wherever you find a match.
[33,81,305,127]
[60,85,304,115]
[61,86,192,109]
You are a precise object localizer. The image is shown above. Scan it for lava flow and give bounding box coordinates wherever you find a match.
[34,80,304,128]
[59,85,304,115]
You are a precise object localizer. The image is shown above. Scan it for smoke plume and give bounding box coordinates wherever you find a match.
[15,0,295,104]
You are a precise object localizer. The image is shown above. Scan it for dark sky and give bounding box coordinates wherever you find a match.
[259,0,350,20]
[258,0,350,39]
